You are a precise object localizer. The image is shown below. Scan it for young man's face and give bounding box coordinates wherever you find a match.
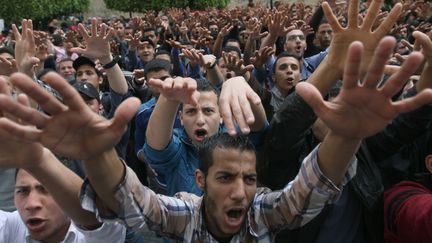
[273,56,301,97]
[316,23,333,48]
[180,91,221,145]
[15,170,70,242]
[143,30,158,45]
[197,147,257,240]
[284,29,306,57]
[138,42,155,63]
[75,64,102,90]
[58,60,75,78]
[114,22,125,38]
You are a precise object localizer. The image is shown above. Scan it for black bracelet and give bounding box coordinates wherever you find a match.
[208,60,217,69]
[102,56,119,69]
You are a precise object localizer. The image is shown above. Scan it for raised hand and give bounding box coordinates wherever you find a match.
[71,18,114,64]
[219,76,263,135]
[222,52,254,77]
[296,36,432,140]
[323,0,403,76]
[0,56,17,76]
[0,76,43,168]
[0,72,141,160]
[148,77,200,106]
[250,46,275,68]
[12,19,40,77]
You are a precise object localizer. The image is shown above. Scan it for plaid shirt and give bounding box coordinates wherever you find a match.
[81,145,357,242]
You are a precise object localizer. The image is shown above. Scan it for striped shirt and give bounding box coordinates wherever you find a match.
[81,145,357,242]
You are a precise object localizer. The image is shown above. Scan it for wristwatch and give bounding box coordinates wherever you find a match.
[102,56,120,69]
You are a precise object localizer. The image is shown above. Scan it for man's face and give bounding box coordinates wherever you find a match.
[273,56,301,96]
[284,30,306,57]
[316,24,333,48]
[58,60,75,78]
[138,42,155,63]
[75,64,101,90]
[209,24,219,36]
[143,30,158,45]
[15,170,70,242]
[0,52,13,62]
[146,69,171,95]
[199,147,257,240]
[180,91,221,145]
[114,22,125,38]
[84,98,100,114]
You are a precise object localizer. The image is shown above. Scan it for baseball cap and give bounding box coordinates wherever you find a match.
[73,82,100,103]
[73,56,96,71]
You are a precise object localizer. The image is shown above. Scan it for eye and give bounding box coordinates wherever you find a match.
[245,177,257,185]
[16,188,29,195]
[218,175,231,183]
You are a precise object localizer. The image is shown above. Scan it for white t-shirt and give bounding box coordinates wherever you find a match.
[0,210,126,243]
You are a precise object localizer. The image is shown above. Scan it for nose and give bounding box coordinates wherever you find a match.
[196,111,205,126]
[25,191,43,212]
[230,179,246,202]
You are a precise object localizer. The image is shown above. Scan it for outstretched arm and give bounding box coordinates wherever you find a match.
[72,18,128,95]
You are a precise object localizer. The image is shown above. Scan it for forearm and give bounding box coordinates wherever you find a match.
[83,149,124,214]
[100,56,128,94]
[28,148,100,228]
[318,131,361,185]
[205,66,224,86]
[146,95,180,150]
[307,58,343,96]
[243,37,255,65]
[259,34,278,51]
[213,35,224,59]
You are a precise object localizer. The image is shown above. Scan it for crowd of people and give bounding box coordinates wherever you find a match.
[0,0,431,242]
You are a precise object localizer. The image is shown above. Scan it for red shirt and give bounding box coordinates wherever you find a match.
[384,181,432,243]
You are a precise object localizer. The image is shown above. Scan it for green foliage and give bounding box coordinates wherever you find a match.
[103,0,229,12]
[0,0,89,24]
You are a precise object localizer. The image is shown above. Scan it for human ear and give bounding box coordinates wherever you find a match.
[425,155,432,174]
[195,169,205,191]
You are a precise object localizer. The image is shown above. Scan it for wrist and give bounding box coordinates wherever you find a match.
[99,55,113,65]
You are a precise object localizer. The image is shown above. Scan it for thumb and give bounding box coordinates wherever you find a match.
[295,82,326,117]
[110,97,141,132]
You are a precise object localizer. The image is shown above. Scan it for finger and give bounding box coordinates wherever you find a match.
[162,77,174,90]
[413,31,432,59]
[295,82,329,117]
[12,24,21,41]
[69,47,86,55]
[393,89,432,113]
[343,41,364,89]
[0,94,49,128]
[110,97,141,133]
[10,73,67,115]
[219,91,236,135]
[373,3,402,37]
[239,95,254,132]
[91,18,98,37]
[99,23,107,37]
[185,78,199,106]
[400,39,414,51]
[77,23,90,40]
[361,0,385,30]
[0,117,41,142]
[148,78,164,90]
[363,37,395,89]
[322,2,343,33]
[173,77,185,91]
[40,72,88,112]
[21,19,28,40]
[381,51,423,97]
[105,27,115,41]
[347,0,359,28]
[0,77,11,95]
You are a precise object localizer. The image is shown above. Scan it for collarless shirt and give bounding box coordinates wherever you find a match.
[0,211,126,243]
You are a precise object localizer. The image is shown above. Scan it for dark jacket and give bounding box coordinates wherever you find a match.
[261,88,432,243]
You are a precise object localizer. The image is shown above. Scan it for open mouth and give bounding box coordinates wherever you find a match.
[226,72,233,79]
[195,129,208,141]
[226,209,244,219]
[26,218,46,232]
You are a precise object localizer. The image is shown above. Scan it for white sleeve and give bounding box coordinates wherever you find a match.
[0,210,28,242]
[73,221,126,243]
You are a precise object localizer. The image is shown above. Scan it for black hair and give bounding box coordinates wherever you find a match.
[144,59,172,80]
[155,50,171,60]
[222,46,241,59]
[139,37,156,48]
[272,51,302,74]
[0,47,14,58]
[198,133,256,175]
